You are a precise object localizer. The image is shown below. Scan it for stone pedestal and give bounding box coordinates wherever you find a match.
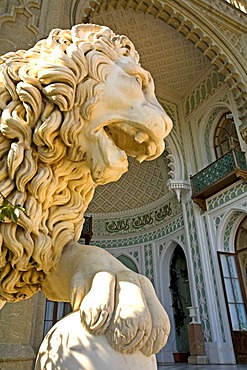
[0,293,46,370]
[187,323,208,365]
[35,311,158,370]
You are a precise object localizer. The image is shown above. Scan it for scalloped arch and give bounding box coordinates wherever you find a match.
[217,208,247,252]
[202,105,229,164]
[165,132,185,180]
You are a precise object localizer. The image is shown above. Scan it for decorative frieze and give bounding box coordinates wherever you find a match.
[207,182,247,211]
[105,201,172,234]
[90,214,184,249]
[91,196,181,238]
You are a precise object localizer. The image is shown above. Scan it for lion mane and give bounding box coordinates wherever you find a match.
[0,24,139,302]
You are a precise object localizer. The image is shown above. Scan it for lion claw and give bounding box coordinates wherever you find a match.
[80,271,115,335]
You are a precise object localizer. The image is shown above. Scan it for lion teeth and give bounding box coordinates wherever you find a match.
[116,122,136,137]
[136,154,147,163]
[146,142,156,156]
[134,131,149,144]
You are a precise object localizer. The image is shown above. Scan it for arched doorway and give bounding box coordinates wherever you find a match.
[219,215,247,363]
[117,254,139,272]
[169,245,192,358]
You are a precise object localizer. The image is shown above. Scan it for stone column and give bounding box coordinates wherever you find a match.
[187,323,209,364]
[0,293,46,370]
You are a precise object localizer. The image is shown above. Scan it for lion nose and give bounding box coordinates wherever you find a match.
[146,96,173,138]
[163,113,173,138]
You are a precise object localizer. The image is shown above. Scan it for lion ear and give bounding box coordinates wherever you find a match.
[72,24,113,43]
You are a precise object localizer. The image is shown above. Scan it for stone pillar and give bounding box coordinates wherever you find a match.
[187,323,209,364]
[0,293,46,370]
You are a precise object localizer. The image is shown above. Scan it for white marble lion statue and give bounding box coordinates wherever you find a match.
[0,23,172,362]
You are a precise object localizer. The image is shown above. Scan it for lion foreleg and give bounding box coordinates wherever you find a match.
[43,243,117,335]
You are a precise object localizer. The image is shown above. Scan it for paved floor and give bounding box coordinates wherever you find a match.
[158,364,247,370]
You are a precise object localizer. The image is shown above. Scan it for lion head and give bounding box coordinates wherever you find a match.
[0,24,172,302]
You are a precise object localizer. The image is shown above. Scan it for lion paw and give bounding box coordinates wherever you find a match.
[106,303,152,354]
[80,297,113,335]
[80,271,116,335]
[141,326,169,357]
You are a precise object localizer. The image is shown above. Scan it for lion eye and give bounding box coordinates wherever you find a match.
[134,76,142,86]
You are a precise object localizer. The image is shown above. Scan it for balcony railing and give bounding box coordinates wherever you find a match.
[190,149,247,210]
[224,0,247,13]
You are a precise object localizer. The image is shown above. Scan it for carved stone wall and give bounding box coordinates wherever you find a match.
[0,0,71,54]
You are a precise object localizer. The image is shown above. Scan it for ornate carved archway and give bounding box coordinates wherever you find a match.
[70,0,247,141]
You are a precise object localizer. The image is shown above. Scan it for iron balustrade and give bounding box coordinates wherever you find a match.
[190,149,247,210]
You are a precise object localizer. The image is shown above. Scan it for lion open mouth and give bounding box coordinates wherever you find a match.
[104,122,160,163]
[90,121,166,184]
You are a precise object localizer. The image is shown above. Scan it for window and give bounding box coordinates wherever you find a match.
[219,253,247,331]
[235,216,247,302]
[214,112,241,158]
[43,301,72,336]
[219,217,247,362]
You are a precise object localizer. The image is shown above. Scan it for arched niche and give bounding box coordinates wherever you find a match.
[117,254,139,272]
[169,244,192,353]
